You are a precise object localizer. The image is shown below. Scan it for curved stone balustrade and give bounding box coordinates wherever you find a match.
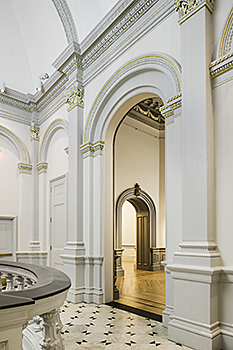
[0,260,71,350]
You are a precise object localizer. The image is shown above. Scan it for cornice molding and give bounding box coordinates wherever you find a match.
[0,0,176,125]
[175,0,214,25]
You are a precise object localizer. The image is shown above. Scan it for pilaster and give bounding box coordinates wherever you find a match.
[168,2,222,349]
[60,51,86,302]
[37,162,48,252]
[17,163,32,251]
[29,121,40,252]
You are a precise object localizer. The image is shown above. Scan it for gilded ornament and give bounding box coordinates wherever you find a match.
[65,83,84,108]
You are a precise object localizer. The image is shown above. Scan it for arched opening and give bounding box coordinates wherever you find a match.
[112,97,166,315]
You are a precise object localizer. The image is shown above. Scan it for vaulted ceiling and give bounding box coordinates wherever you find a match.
[0,0,119,94]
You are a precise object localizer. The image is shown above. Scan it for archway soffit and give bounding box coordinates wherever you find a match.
[219,7,233,57]
[0,125,30,163]
[39,118,69,163]
[51,0,79,44]
[84,54,182,143]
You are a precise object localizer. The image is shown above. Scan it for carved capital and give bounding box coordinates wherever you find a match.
[65,83,84,111]
[80,140,105,159]
[30,122,40,141]
[17,162,33,175]
[40,310,60,350]
[36,162,48,174]
[175,0,214,24]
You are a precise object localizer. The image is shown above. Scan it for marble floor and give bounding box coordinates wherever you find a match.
[60,301,192,349]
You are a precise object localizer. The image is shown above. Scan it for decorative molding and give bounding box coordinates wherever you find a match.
[210,53,233,79]
[83,0,174,83]
[84,54,182,142]
[80,141,105,159]
[219,7,233,57]
[0,125,30,163]
[30,123,40,141]
[51,0,78,43]
[175,0,214,25]
[160,93,182,126]
[39,119,69,162]
[17,162,33,175]
[36,162,48,175]
[128,96,165,130]
[65,83,84,111]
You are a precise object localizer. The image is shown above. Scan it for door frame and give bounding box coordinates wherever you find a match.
[49,173,68,268]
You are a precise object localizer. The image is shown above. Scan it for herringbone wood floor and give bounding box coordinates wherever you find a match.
[115,261,165,315]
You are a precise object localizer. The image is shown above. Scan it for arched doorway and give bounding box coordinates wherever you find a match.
[115,184,161,277]
[82,53,182,317]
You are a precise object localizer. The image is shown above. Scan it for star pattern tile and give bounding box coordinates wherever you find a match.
[60,301,193,349]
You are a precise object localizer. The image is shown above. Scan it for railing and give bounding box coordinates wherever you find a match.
[0,261,71,350]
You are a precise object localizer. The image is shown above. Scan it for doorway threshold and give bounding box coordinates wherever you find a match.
[106,301,162,322]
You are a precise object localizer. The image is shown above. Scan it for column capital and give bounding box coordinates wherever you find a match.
[17,162,33,174]
[80,141,105,159]
[160,93,182,126]
[36,162,48,174]
[30,122,40,141]
[65,82,84,112]
[175,0,214,25]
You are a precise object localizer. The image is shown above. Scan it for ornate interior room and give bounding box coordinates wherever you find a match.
[0,0,233,349]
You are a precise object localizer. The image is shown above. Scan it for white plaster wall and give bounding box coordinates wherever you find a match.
[122,201,136,261]
[0,134,20,216]
[115,116,165,247]
[214,80,233,267]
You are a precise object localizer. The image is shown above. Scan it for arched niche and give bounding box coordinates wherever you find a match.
[0,125,30,164]
[39,118,69,163]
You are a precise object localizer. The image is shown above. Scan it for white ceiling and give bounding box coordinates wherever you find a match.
[0,0,119,95]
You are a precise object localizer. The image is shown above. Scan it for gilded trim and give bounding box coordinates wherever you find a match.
[220,8,233,57]
[0,125,29,163]
[84,54,182,142]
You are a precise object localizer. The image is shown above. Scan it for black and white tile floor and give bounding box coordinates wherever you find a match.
[60,301,192,349]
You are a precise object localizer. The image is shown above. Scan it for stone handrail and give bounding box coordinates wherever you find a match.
[0,260,71,350]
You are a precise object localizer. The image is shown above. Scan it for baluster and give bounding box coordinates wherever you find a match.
[25,278,33,288]
[40,310,60,350]
[15,275,24,290]
[56,310,65,350]
[5,273,14,291]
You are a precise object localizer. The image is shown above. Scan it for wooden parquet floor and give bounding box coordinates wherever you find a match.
[115,261,165,316]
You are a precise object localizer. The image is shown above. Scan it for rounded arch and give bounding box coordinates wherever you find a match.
[0,125,30,163]
[219,7,233,57]
[39,118,69,163]
[115,186,156,251]
[84,53,182,143]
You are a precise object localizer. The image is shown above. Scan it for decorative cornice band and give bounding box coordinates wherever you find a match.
[18,162,33,175]
[209,53,233,78]
[36,162,48,174]
[175,0,214,25]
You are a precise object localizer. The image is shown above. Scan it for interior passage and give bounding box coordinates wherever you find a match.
[115,261,165,316]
